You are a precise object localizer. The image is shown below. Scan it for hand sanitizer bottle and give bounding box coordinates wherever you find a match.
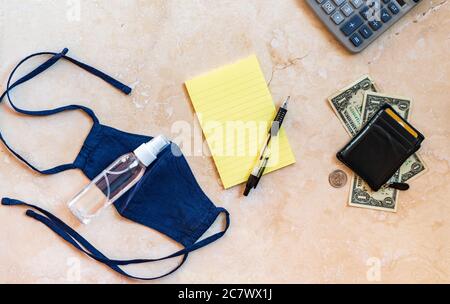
[68,135,170,224]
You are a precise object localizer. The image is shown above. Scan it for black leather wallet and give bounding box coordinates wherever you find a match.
[337,104,425,191]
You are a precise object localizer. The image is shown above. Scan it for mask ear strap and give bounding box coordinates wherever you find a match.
[0,48,132,175]
[2,198,230,280]
[1,198,188,280]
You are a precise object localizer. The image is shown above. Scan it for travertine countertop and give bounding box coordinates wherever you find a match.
[0,0,448,283]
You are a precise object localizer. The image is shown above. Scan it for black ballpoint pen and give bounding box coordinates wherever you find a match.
[244,97,290,196]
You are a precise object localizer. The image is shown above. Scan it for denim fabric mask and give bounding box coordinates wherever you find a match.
[0,48,230,280]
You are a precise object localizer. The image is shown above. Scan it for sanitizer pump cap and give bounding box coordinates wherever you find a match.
[134,135,170,167]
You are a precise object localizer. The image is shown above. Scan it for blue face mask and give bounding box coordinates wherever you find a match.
[0,48,230,280]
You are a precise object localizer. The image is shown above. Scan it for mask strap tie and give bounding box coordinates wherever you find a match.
[0,48,132,175]
[2,198,230,281]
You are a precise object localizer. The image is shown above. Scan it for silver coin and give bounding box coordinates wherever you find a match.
[329,170,348,188]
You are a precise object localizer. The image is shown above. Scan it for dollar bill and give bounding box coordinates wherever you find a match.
[362,92,427,182]
[328,77,426,183]
[399,153,427,182]
[348,93,413,212]
[349,92,427,212]
[328,75,379,137]
[349,175,399,212]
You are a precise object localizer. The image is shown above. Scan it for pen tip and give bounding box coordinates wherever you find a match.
[282,96,290,109]
[243,186,251,196]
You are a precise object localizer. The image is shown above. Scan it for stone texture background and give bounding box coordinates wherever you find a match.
[0,0,448,283]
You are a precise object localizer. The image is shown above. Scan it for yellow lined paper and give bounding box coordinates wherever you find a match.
[185,55,296,189]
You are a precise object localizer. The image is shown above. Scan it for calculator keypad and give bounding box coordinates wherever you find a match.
[341,3,354,16]
[341,14,364,36]
[380,8,392,22]
[307,0,422,52]
[388,2,400,14]
[368,19,383,31]
[322,1,336,14]
[350,33,364,47]
[350,0,364,8]
[331,11,346,24]
[359,25,373,38]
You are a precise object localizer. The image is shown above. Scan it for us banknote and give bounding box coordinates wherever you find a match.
[349,93,414,212]
[328,75,378,137]
[328,77,426,183]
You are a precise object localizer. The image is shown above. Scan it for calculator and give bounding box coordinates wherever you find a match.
[306,0,422,53]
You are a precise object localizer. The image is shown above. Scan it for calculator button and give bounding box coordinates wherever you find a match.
[369,20,383,31]
[388,2,400,14]
[340,14,364,36]
[359,25,373,38]
[350,33,364,47]
[380,8,392,22]
[322,1,336,14]
[350,0,364,8]
[360,6,377,20]
[367,0,382,15]
[331,11,345,25]
[360,5,381,21]
[316,0,325,3]
[333,0,346,6]
[360,6,370,19]
[341,3,354,16]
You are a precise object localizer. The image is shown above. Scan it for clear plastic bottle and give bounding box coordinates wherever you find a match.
[68,135,170,224]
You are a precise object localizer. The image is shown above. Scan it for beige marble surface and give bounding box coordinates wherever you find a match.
[0,0,449,284]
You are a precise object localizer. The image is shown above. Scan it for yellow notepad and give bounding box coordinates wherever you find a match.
[185,55,296,189]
